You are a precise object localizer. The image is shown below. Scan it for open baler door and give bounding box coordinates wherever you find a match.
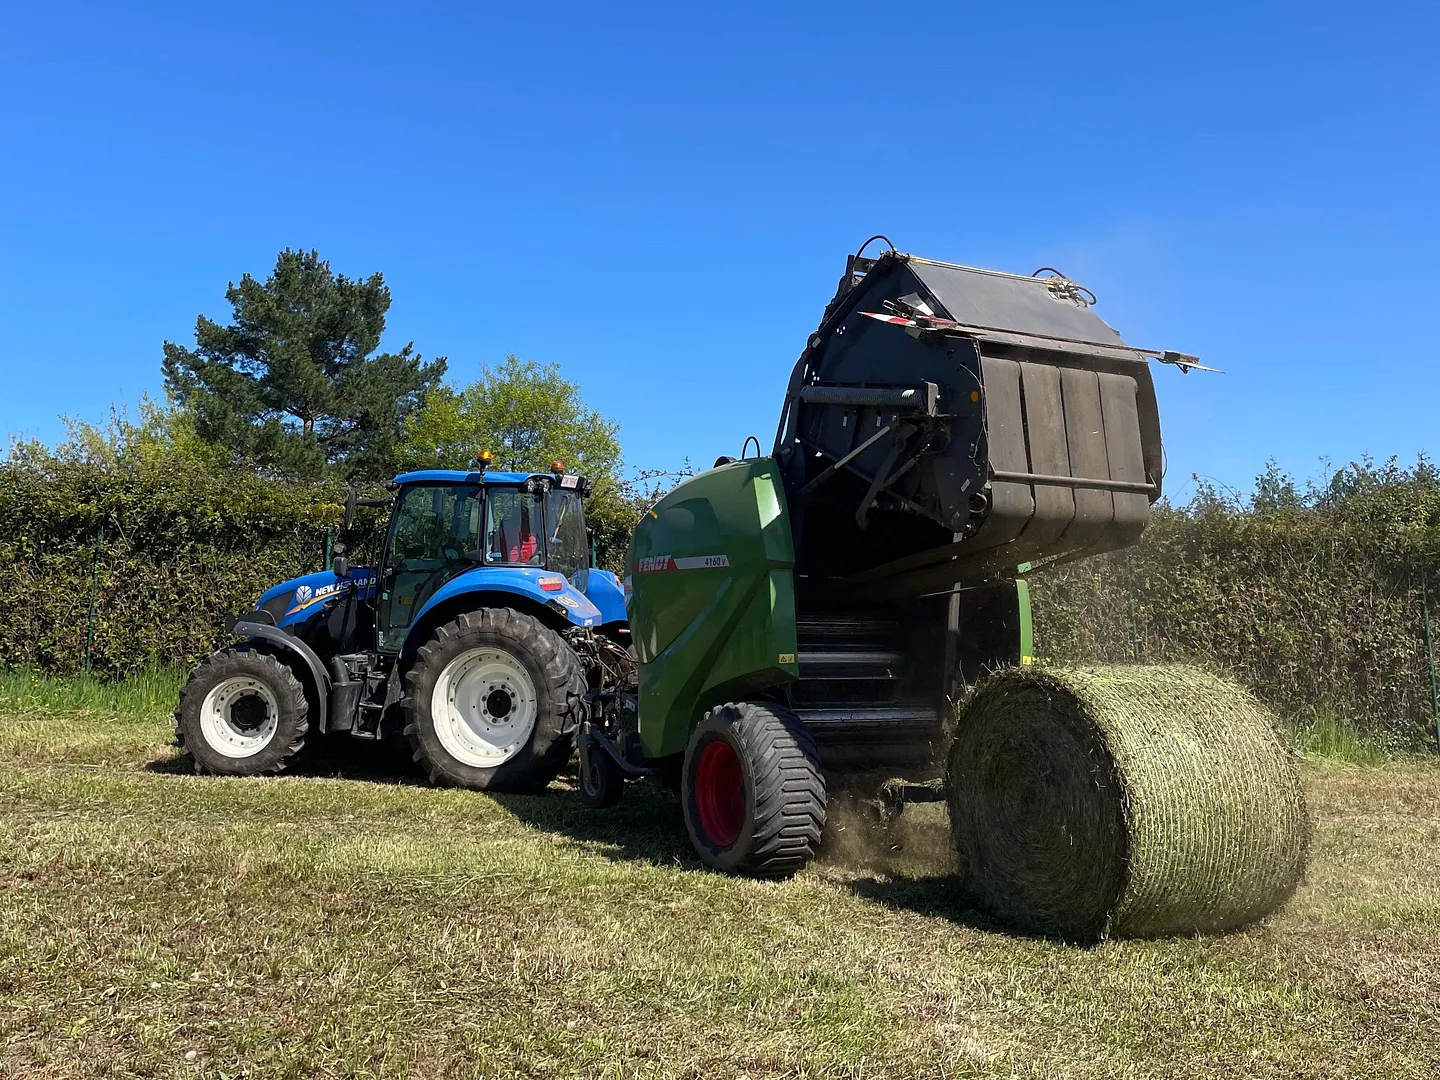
[774,249,1172,600]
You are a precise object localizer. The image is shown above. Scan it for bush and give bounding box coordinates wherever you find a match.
[0,408,642,677]
[1029,460,1440,750]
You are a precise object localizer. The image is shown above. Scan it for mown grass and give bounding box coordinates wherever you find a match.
[1,671,1438,1078]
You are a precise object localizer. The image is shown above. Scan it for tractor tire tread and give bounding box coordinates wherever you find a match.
[402,607,584,793]
[174,647,309,776]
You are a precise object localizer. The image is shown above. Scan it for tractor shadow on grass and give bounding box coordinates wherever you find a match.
[287,736,429,783]
[146,737,694,868]
[492,777,701,870]
[146,736,429,785]
[154,740,702,869]
[144,752,194,776]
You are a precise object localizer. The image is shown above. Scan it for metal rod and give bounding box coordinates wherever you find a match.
[325,528,333,571]
[990,469,1157,495]
[1423,577,1439,754]
[864,301,1189,368]
[799,424,893,496]
[84,522,103,674]
[577,729,657,777]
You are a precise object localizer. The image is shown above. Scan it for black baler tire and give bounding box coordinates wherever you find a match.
[682,701,826,878]
[578,738,625,809]
[175,647,309,776]
[403,608,584,793]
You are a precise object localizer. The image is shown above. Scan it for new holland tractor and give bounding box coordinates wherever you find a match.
[177,241,1208,881]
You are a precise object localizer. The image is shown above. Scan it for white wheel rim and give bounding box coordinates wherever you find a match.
[199,676,280,759]
[431,647,539,768]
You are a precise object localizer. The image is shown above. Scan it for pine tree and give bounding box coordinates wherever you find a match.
[162,248,446,479]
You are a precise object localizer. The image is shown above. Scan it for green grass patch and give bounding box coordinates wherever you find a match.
[0,664,182,719]
[2,678,1440,1077]
[1290,706,1392,765]
[0,665,182,766]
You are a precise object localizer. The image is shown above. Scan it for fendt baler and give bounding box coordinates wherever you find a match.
[606,243,1178,872]
[181,243,1309,937]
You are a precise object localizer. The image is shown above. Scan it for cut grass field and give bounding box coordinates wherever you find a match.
[1,670,1438,1079]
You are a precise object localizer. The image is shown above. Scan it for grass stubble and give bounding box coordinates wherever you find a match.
[0,669,1437,1078]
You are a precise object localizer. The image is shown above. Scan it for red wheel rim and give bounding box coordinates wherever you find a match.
[695,740,745,848]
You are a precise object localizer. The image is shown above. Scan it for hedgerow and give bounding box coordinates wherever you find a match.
[1029,460,1440,749]
[0,423,639,676]
[4,429,1437,749]
[0,441,340,675]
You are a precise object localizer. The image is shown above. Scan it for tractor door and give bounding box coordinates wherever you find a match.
[375,483,481,653]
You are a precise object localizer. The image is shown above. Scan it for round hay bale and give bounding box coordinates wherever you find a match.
[947,664,1309,941]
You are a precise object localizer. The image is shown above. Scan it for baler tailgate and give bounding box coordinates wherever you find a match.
[974,355,1152,563]
[775,249,1169,597]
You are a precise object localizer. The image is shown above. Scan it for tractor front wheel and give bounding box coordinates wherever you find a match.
[404,608,585,793]
[175,648,309,776]
[681,701,826,877]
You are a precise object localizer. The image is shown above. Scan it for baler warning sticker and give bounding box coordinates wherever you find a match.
[633,554,730,573]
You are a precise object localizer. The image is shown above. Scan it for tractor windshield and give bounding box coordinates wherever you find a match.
[376,483,482,652]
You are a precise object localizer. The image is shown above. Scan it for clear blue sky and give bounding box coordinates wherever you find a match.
[2,1,1435,498]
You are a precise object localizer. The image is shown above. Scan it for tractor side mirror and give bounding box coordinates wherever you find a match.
[586,527,597,568]
[344,484,357,531]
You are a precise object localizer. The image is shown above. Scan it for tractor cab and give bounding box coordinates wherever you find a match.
[372,467,598,653]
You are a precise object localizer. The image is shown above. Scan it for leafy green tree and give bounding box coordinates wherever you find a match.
[399,356,633,568]
[398,355,621,478]
[162,249,446,480]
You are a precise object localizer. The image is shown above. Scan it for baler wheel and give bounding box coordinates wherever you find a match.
[682,701,826,877]
[578,736,625,809]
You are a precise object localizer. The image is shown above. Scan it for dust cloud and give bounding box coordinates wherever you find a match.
[817,789,958,878]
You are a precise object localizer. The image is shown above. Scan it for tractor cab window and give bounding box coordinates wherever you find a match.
[389,483,481,570]
[484,488,545,567]
[376,483,481,652]
[546,489,587,580]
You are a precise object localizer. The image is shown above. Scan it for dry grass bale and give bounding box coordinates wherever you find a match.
[947,664,1310,941]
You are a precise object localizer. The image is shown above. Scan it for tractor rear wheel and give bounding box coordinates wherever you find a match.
[403,608,585,793]
[681,701,826,877]
[175,648,309,776]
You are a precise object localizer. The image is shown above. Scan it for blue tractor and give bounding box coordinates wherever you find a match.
[175,461,630,793]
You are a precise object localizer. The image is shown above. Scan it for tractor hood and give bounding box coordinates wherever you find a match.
[257,567,379,628]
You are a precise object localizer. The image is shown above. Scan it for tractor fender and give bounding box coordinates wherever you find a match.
[583,569,627,626]
[231,620,331,732]
[409,567,603,641]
